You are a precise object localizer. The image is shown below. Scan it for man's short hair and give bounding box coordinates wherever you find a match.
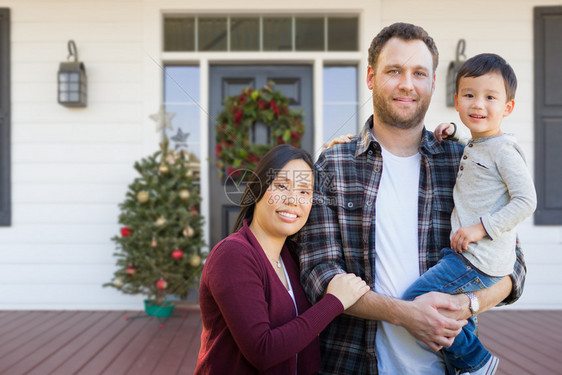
[368,22,439,72]
[455,53,517,101]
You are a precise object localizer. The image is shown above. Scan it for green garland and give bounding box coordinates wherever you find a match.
[215,83,305,181]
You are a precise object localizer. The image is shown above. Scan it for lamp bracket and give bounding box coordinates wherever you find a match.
[455,39,466,63]
[67,40,78,62]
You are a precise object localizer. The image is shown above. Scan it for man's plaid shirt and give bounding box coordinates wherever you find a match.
[298,116,526,375]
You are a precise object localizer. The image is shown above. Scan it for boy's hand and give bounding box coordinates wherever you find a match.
[451,223,487,252]
[323,134,354,150]
[434,122,456,142]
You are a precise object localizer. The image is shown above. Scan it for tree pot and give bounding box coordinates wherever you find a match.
[144,299,175,318]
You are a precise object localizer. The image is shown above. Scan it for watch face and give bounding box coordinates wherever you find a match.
[469,293,479,313]
[472,298,480,313]
[467,292,479,314]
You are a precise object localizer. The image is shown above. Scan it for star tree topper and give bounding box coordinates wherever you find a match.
[149,105,175,134]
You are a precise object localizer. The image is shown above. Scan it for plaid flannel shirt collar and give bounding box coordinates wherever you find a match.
[355,116,377,158]
[356,115,447,158]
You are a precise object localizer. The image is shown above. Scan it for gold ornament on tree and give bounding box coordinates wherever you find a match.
[165,149,190,164]
[183,225,195,238]
[189,254,202,267]
[113,277,124,288]
[179,189,190,200]
[165,153,176,164]
[155,216,167,226]
[158,163,170,175]
[137,191,149,203]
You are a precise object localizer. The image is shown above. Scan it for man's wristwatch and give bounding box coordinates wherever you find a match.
[465,292,480,316]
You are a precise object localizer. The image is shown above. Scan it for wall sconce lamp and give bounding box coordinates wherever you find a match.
[58,40,87,107]
[446,39,466,107]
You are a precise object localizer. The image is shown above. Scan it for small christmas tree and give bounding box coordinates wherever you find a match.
[104,114,205,307]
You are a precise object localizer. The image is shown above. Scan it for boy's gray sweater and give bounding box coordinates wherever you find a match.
[451,133,536,276]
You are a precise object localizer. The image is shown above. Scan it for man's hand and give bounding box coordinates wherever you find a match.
[451,223,487,252]
[399,292,468,352]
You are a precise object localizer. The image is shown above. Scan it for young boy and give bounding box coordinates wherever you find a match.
[402,53,537,375]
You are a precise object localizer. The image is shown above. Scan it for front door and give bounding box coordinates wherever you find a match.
[208,65,313,247]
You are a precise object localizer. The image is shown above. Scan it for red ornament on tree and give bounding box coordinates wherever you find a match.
[171,249,184,260]
[121,227,131,237]
[125,265,136,276]
[156,278,168,290]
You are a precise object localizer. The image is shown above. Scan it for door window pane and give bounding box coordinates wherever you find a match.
[164,17,195,51]
[164,66,202,168]
[323,66,358,145]
[165,66,200,103]
[199,17,227,51]
[231,17,259,51]
[295,17,324,51]
[328,17,358,51]
[263,17,292,51]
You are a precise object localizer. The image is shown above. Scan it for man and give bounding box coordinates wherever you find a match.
[298,22,526,375]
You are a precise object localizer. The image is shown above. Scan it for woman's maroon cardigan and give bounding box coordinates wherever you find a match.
[194,220,343,374]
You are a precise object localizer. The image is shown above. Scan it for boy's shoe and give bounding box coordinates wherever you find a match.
[459,355,499,375]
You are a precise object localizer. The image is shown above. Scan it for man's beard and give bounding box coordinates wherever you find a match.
[372,90,430,130]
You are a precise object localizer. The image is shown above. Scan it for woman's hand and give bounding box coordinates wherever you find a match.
[323,134,354,150]
[434,122,456,142]
[326,273,370,310]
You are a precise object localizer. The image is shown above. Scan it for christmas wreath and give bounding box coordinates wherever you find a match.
[215,82,305,181]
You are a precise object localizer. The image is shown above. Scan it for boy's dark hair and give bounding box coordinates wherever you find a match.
[368,22,439,72]
[456,53,517,101]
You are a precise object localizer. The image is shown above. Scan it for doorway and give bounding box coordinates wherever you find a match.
[208,65,313,247]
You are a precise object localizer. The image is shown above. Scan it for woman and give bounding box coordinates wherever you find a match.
[195,144,369,375]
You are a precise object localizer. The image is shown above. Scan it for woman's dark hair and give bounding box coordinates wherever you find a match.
[231,144,314,233]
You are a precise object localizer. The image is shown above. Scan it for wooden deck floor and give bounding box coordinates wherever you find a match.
[0,308,560,374]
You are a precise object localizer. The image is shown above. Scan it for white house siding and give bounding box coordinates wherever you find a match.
[0,0,147,309]
[0,0,560,310]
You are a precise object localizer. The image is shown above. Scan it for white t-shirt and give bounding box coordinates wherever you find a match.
[374,147,445,375]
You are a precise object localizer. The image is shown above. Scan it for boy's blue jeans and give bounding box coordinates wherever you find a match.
[402,248,502,373]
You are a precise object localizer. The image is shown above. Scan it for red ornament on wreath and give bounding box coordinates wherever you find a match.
[156,278,168,290]
[121,227,131,237]
[215,82,306,182]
